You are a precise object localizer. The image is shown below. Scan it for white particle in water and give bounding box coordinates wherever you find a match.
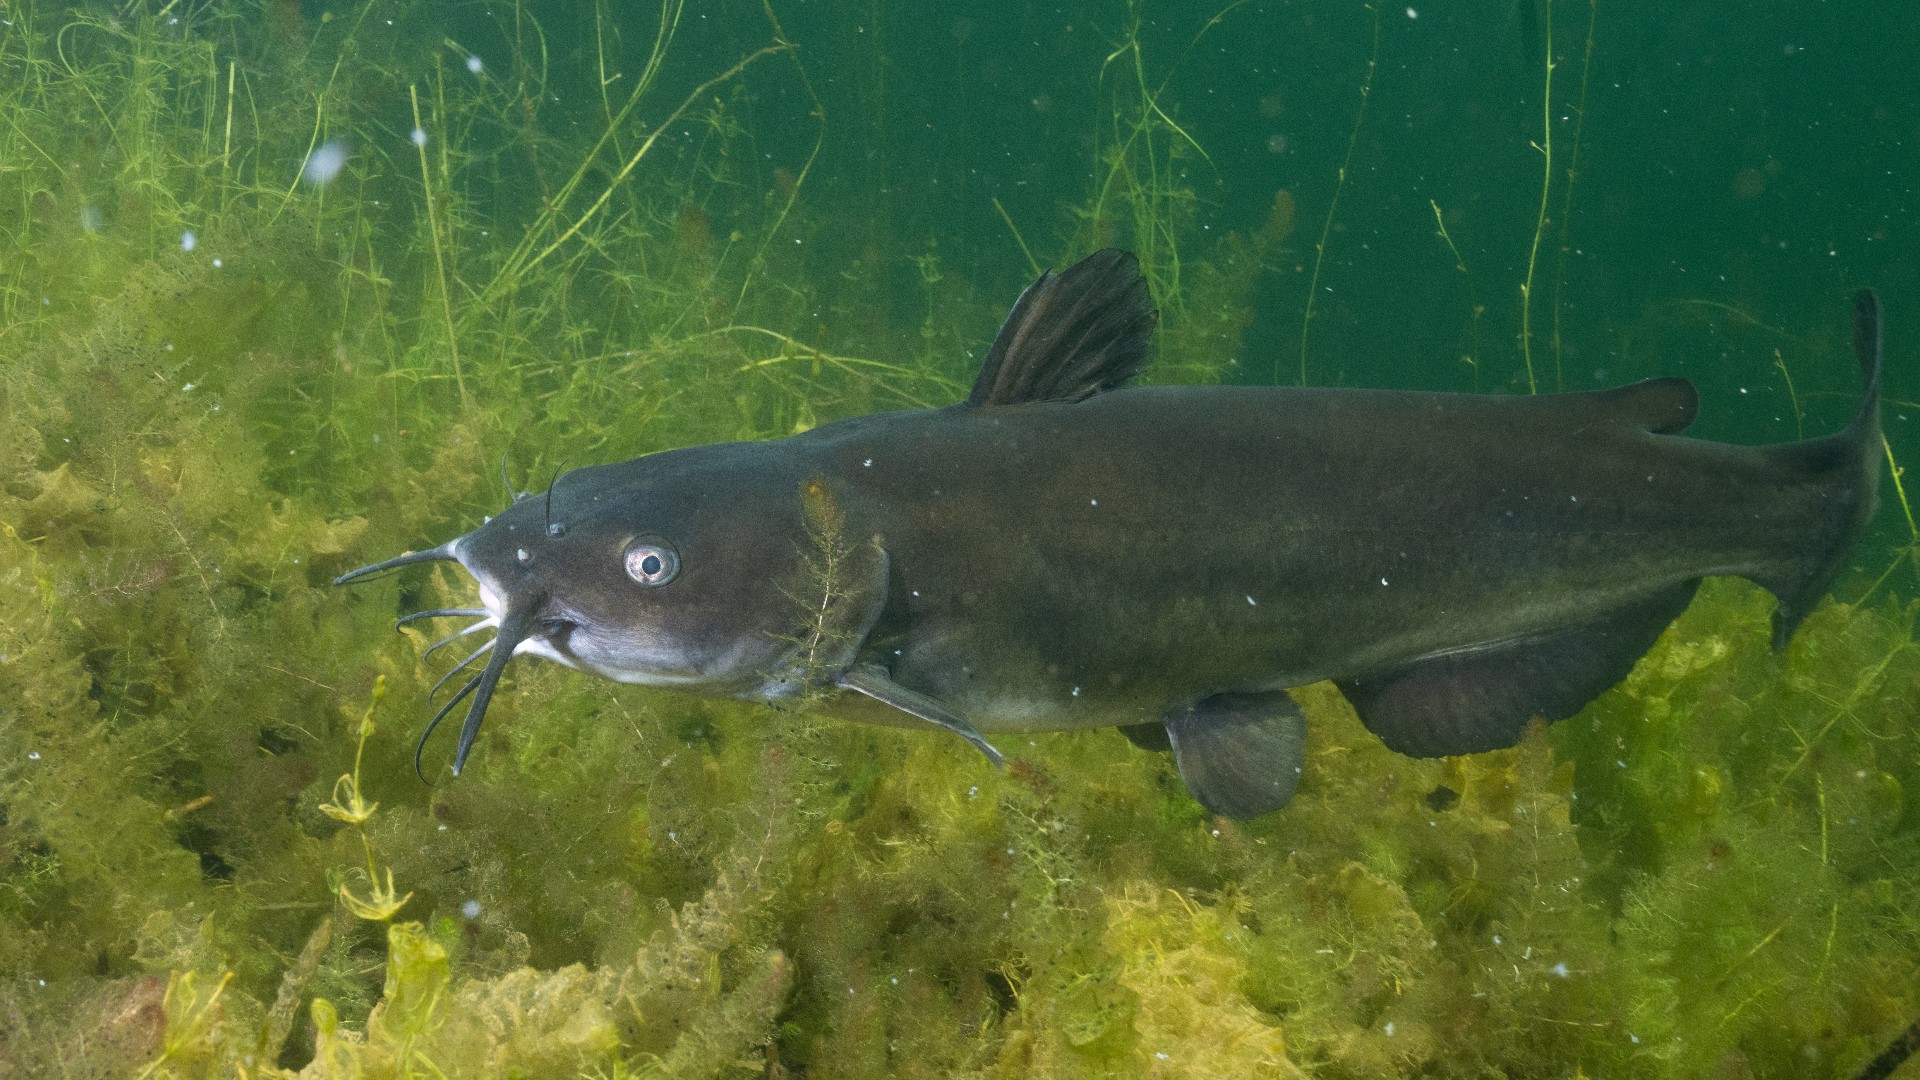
[411,127,428,147]
[27,751,40,761]
[1385,1022,1396,1037]
[864,458,872,467]
[181,230,196,252]
[1246,595,1256,605]
[461,900,482,919]
[1381,577,1390,585]
[183,382,195,392]
[212,258,222,268]
[466,54,484,74]
[304,139,348,185]
[1551,962,1570,977]
[1090,498,1098,506]
[1406,6,1418,17]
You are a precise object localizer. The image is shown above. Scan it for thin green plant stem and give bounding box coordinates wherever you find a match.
[1548,0,1596,392]
[1886,434,1920,544]
[1296,1,1380,386]
[992,197,1043,278]
[219,59,234,222]
[1853,437,1919,606]
[410,83,465,402]
[731,1,824,315]
[1774,349,1805,439]
[482,43,781,311]
[1430,199,1482,390]
[475,0,684,310]
[1085,0,1243,309]
[1519,0,1555,395]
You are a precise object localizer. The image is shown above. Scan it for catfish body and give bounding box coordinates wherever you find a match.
[338,251,1885,819]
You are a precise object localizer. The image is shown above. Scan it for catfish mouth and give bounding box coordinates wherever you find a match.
[334,539,543,779]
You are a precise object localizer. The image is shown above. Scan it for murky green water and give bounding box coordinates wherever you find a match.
[1,1,1916,1076]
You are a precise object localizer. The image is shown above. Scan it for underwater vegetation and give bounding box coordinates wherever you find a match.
[0,0,1916,1077]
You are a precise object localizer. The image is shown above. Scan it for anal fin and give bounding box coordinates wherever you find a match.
[1165,691,1309,820]
[1336,583,1697,758]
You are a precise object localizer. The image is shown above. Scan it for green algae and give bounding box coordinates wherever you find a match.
[1,2,1918,1078]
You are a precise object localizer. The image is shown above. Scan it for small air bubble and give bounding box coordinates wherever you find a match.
[303,139,349,185]
[466,54,484,74]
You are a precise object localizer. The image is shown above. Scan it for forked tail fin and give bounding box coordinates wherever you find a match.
[1762,289,1884,649]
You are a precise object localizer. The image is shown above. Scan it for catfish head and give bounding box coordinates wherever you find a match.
[335,448,888,777]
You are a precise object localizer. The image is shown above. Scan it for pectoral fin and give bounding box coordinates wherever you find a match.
[1164,691,1309,819]
[836,666,1006,768]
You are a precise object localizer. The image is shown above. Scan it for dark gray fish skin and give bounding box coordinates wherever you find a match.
[338,251,1884,817]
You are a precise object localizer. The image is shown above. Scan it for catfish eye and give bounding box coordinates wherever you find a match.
[624,541,679,586]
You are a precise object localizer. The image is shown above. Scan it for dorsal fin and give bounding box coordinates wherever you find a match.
[966,248,1158,407]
